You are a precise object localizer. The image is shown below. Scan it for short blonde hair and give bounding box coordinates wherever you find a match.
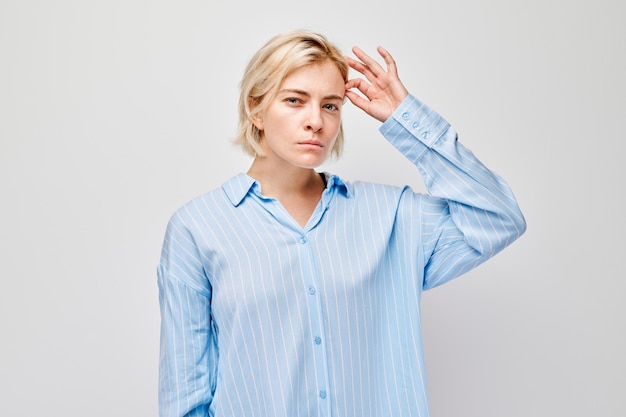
[235,30,349,158]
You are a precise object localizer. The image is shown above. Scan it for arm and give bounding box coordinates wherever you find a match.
[382,95,526,287]
[346,47,526,288]
[158,211,217,417]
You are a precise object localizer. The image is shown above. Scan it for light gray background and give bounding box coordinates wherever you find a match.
[1,0,624,416]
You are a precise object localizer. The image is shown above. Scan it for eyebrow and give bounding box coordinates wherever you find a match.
[278,88,344,101]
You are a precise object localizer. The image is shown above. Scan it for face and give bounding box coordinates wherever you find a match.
[253,60,345,170]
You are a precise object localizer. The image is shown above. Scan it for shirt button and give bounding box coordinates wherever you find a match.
[421,131,429,140]
[299,237,307,244]
[412,122,419,129]
[314,336,322,345]
[319,390,327,399]
[308,286,316,295]
[401,112,410,120]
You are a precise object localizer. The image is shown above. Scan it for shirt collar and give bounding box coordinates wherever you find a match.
[221,172,351,207]
[321,172,351,198]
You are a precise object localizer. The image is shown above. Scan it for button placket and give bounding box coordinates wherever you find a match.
[296,231,331,413]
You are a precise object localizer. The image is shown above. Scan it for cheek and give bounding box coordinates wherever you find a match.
[325,115,342,137]
[259,114,283,137]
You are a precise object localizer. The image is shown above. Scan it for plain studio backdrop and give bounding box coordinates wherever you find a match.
[1,0,624,416]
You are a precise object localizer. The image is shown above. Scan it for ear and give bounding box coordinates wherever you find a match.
[249,98,264,130]
[250,113,263,130]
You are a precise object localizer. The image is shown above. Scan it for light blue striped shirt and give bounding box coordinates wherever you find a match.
[157,95,526,417]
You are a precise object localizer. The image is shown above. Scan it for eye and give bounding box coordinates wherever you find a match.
[285,97,302,105]
[323,103,340,112]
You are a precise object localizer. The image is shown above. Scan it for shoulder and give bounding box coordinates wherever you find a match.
[325,173,405,196]
[341,176,447,216]
[168,174,246,229]
[347,178,412,203]
[330,175,420,215]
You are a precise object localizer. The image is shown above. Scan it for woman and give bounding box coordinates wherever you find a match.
[157,30,526,417]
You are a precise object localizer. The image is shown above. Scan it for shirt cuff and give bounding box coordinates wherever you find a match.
[379,94,451,163]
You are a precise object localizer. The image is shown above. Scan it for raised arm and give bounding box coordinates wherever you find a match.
[346,46,526,288]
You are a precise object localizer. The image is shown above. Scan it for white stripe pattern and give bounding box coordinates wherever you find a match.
[157,95,526,417]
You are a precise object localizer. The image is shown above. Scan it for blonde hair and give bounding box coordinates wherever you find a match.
[235,30,349,158]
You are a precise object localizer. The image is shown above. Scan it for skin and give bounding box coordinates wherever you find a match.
[247,45,409,228]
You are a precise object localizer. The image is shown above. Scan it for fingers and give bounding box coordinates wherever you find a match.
[350,46,384,76]
[348,45,398,79]
[375,46,399,78]
[345,78,371,104]
[344,88,371,112]
[346,48,381,83]
[345,56,376,83]
[344,77,367,93]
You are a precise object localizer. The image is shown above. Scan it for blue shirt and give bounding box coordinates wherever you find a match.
[157,95,526,417]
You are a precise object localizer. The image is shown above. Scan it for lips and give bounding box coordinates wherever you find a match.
[298,140,323,147]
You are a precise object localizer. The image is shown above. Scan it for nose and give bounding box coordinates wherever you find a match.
[305,106,323,132]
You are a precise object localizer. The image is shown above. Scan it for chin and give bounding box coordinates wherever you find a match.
[296,157,328,169]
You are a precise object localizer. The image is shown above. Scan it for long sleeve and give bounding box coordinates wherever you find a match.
[158,212,218,417]
[380,95,526,289]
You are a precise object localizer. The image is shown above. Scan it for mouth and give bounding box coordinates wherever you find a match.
[298,140,324,148]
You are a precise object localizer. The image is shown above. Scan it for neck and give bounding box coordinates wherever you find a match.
[247,157,324,199]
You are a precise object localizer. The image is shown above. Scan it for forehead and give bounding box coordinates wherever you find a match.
[278,61,345,95]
